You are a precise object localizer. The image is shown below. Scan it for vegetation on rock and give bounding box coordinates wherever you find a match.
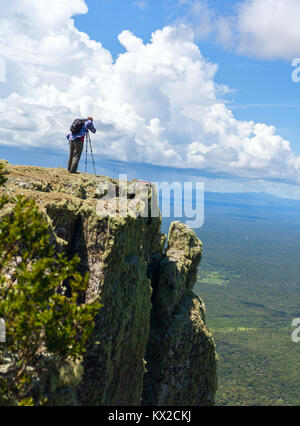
[0,162,101,405]
[0,162,217,406]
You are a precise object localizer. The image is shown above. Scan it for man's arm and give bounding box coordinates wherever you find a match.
[87,119,96,134]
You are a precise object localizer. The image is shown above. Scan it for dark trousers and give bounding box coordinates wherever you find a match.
[68,138,84,172]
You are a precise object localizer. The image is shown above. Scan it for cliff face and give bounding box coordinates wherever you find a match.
[143,222,217,406]
[1,164,217,406]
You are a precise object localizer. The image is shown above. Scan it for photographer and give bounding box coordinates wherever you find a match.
[67,117,96,174]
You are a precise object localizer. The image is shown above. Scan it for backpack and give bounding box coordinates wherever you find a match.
[70,118,86,134]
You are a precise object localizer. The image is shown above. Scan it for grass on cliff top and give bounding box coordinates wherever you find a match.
[0,163,125,216]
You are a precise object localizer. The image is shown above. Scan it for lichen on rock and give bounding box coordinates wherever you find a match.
[142,221,217,406]
[0,163,217,406]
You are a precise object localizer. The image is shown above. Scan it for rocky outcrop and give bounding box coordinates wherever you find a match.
[1,164,217,406]
[143,222,217,405]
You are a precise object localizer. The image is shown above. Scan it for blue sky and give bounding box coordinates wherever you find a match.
[75,0,300,154]
[2,0,300,198]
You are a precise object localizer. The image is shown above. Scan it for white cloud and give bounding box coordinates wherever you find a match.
[235,0,300,59]
[0,0,300,193]
[171,0,216,41]
[175,0,300,60]
[132,1,148,11]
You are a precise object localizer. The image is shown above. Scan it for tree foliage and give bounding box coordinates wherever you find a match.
[0,162,101,405]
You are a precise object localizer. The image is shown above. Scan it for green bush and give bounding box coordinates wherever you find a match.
[0,162,101,405]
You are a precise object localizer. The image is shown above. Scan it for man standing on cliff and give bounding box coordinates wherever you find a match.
[67,117,96,174]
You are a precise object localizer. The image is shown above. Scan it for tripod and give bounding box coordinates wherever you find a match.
[85,130,97,176]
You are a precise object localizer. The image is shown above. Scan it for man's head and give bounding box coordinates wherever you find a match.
[87,116,94,122]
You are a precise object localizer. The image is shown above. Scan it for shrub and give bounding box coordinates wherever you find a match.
[0,162,101,405]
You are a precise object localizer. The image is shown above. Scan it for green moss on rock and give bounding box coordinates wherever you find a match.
[1,163,217,406]
[142,221,217,406]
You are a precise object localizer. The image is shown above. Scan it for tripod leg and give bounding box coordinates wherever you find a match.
[88,134,97,176]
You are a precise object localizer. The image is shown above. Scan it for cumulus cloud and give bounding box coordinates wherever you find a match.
[175,0,300,60]
[235,0,300,59]
[0,0,300,190]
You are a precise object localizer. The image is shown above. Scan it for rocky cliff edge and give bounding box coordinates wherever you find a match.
[0,163,217,406]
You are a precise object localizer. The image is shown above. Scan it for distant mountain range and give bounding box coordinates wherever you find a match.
[204,191,300,225]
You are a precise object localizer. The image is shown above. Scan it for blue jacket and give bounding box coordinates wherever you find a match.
[67,119,96,141]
